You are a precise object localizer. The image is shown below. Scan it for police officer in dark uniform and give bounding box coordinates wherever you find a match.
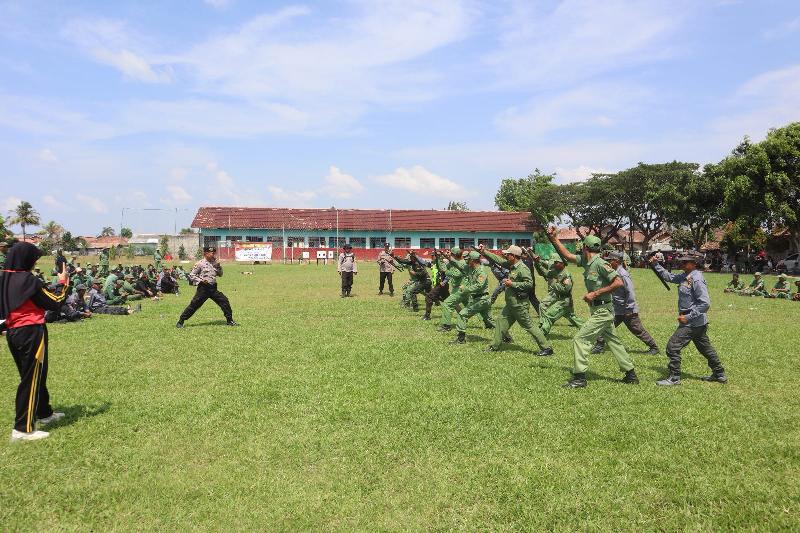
[176,246,237,328]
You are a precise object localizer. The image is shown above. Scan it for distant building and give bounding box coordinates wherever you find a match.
[191,207,541,260]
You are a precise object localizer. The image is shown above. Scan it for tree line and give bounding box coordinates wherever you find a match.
[495,122,800,254]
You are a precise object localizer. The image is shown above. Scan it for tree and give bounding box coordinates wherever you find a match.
[38,220,65,249]
[558,175,627,243]
[178,244,187,260]
[159,235,170,256]
[120,227,133,238]
[672,164,726,249]
[721,123,800,252]
[98,227,115,237]
[75,237,88,254]
[194,247,203,260]
[446,201,469,211]
[126,245,135,259]
[62,231,77,251]
[494,169,561,221]
[0,215,10,241]
[179,228,196,235]
[8,200,40,241]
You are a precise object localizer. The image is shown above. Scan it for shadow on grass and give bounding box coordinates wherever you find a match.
[643,364,706,381]
[49,402,111,429]
[182,320,230,328]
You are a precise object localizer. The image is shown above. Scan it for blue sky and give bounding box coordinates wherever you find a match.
[1,0,799,235]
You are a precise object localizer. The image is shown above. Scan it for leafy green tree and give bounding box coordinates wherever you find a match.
[8,200,40,241]
[62,231,77,251]
[494,169,562,223]
[120,227,133,238]
[126,245,135,259]
[98,227,115,237]
[559,175,627,243]
[194,247,203,260]
[721,123,800,251]
[672,164,726,249]
[0,214,10,241]
[178,244,187,260]
[180,228,195,235]
[160,235,170,256]
[446,201,469,211]
[38,220,65,250]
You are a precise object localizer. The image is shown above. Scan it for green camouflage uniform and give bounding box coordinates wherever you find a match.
[738,275,766,296]
[766,276,791,299]
[456,257,495,333]
[535,258,584,335]
[440,250,468,327]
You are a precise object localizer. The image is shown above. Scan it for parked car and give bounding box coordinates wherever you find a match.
[777,253,800,274]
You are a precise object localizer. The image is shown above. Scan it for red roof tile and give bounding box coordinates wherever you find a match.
[191,207,540,233]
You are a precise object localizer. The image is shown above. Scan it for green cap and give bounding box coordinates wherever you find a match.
[467,251,481,261]
[583,235,602,252]
[779,273,786,279]
[450,247,461,256]
[754,272,762,277]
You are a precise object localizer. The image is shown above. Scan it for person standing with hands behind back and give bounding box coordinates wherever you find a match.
[176,246,237,328]
[337,244,357,298]
[1,242,69,442]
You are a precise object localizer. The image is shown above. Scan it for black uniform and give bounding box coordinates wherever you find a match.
[178,253,233,325]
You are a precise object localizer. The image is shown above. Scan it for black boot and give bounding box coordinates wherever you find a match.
[622,369,639,384]
[656,373,682,386]
[537,347,554,357]
[701,369,728,383]
[645,346,659,355]
[503,334,514,343]
[451,332,466,344]
[562,373,587,388]
[438,325,453,332]
[590,343,605,354]
[421,314,431,321]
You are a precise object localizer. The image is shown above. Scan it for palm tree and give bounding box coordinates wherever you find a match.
[98,227,116,237]
[8,200,40,241]
[38,220,65,244]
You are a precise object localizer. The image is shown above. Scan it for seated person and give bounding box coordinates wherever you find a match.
[134,271,158,299]
[103,276,127,305]
[766,274,791,299]
[724,273,742,293]
[121,274,143,301]
[794,279,800,301]
[738,272,767,296]
[61,284,92,321]
[156,267,179,295]
[88,279,132,315]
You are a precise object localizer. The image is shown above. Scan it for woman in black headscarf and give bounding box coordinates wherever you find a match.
[1,242,69,442]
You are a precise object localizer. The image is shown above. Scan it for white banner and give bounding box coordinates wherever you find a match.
[234,243,273,262]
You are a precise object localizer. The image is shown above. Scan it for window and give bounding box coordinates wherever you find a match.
[246,236,264,242]
[459,238,475,249]
[349,237,366,248]
[287,236,305,247]
[227,235,242,242]
[309,236,326,247]
[420,237,436,249]
[266,235,283,246]
[203,235,220,247]
[369,237,387,249]
[497,238,512,249]
[478,238,494,249]
[439,237,455,249]
[329,237,346,248]
[515,238,532,248]
[394,237,411,248]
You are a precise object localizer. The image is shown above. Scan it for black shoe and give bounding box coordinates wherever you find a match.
[656,374,682,386]
[562,373,587,388]
[701,370,728,384]
[175,322,184,329]
[421,315,431,321]
[503,335,514,343]
[484,345,500,352]
[485,324,494,329]
[226,321,239,326]
[438,325,453,332]
[590,344,605,354]
[389,292,394,297]
[378,291,383,295]
[622,369,639,384]
[451,332,466,344]
[537,347,554,357]
[341,294,347,298]
[645,347,660,355]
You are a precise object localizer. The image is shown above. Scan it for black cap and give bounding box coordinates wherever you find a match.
[343,244,352,250]
[203,246,216,253]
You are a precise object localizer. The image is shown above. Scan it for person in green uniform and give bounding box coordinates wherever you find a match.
[481,244,553,356]
[70,267,92,293]
[547,228,638,388]
[723,273,743,293]
[98,249,110,276]
[121,274,143,301]
[154,248,163,271]
[393,251,431,312]
[104,276,127,305]
[533,253,583,335]
[738,272,766,296]
[452,251,495,344]
[766,273,791,299]
[793,279,800,301]
[438,248,468,332]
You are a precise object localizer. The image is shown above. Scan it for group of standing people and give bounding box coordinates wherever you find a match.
[337,229,728,389]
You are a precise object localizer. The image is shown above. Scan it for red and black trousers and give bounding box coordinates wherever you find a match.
[6,324,53,432]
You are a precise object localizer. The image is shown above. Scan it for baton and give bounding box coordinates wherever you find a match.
[646,252,671,291]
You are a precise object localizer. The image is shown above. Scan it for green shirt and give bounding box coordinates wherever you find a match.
[726,279,742,290]
[460,264,489,299]
[773,280,790,292]
[483,251,532,306]
[576,253,617,303]
[748,278,764,291]
[443,258,467,290]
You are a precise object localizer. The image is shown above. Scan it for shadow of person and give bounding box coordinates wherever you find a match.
[184,320,228,328]
[47,402,111,430]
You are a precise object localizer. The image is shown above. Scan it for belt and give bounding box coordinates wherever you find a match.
[589,299,612,307]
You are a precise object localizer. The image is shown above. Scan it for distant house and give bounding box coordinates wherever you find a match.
[81,236,129,254]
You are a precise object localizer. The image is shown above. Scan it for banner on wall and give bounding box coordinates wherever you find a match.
[234,242,273,262]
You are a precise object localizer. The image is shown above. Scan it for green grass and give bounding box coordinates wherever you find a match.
[1,262,799,531]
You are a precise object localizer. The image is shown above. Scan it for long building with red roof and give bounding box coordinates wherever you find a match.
[191,207,541,255]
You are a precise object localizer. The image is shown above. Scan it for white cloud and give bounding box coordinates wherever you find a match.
[37,148,59,163]
[4,196,22,212]
[485,0,685,89]
[42,194,68,210]
[373,165,466,198]
[763,17,800,39]
[554,165,608,183]
[267,186,316,206]
[75,193,108,213]
[165,185,192,204]
[204,0,233,8]
[322,166,364,199]
[62,18,172,83]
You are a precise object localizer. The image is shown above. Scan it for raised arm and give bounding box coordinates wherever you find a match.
[651,261,686,284]
[545,226,577,264]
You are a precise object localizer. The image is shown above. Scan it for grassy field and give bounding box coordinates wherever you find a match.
[1,261,798,531]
